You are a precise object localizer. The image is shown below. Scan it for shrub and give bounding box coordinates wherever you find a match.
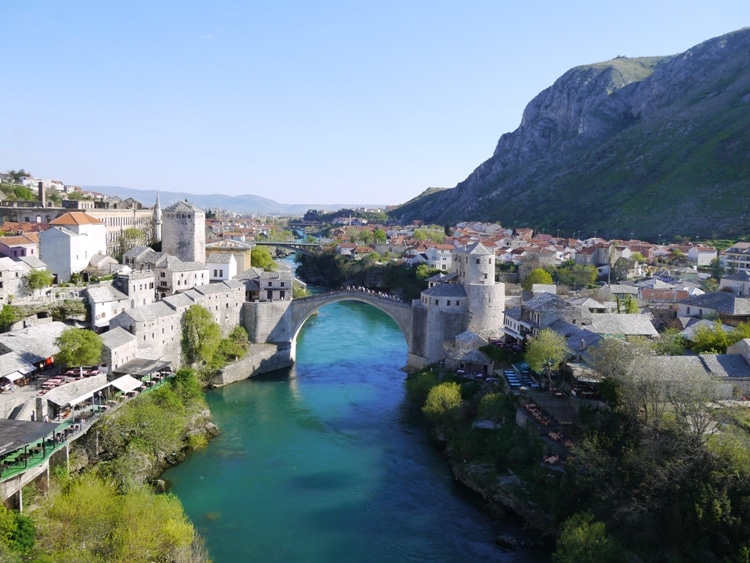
[422,382,463,425]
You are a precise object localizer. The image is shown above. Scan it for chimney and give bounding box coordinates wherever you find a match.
[38,181,46,208]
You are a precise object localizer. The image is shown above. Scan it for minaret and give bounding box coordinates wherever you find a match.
[153,192,162,243]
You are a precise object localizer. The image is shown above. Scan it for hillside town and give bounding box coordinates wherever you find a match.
[1,172,750,559]
[0,174,749,419]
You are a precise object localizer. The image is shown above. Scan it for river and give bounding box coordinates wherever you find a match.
[162,300,543,562]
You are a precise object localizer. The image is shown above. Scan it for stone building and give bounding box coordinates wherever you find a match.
[409,241,505,368]
[161,200,205,264]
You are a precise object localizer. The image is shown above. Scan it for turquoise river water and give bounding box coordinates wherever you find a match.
[162,300,545,562]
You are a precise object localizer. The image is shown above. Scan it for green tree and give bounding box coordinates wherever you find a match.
[0,305,18,333]
[630,251,646,263]
[5,169,30,184]
[54,328,102,367]
[373,228,387,244]
[181,304,221,367]
[610,257,630,283]
[555,262,597,290]
[653,327,685,356]
[553,512,623,563]
[412,229,427,241]
[26,268,54,291]
[422,382,462,425]
[521,267,554,291]
[709,257,725,280]
[251,247,277,271]
[691,320,732,353]
[358,230,372,244]
[525,328,568,387]
[623,294,639,314]
[212,326,250,368]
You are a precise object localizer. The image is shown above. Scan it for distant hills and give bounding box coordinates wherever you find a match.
[390,28,750,241]
[86,185,383,216]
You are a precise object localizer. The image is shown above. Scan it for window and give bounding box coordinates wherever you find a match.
[281,282,285,287]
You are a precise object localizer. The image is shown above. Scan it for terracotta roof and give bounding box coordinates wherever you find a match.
[49,212,103,226]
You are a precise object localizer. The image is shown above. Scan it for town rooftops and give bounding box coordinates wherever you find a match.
[679,292,750,315]
[101,326,136,349]
[588,314,659,337]
[86,284,128,304]
[0,321,68,363]
[120,301,177,322]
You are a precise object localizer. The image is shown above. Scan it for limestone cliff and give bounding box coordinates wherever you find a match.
[393,28,750,240]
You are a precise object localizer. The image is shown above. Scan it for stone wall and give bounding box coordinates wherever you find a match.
[241,300,292,343]
[210,343,293,387]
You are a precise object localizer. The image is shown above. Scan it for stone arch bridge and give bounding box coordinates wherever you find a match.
[290,290,412,344]
[242,290,416,367]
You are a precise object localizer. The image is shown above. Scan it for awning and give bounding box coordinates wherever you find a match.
[44,374,110,407]
[0,420,60,457]
[110,374,143,394]
[111,358,171,377]
[2,372,23,382]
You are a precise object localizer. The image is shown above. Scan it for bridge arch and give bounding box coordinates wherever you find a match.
[289,291,412,353]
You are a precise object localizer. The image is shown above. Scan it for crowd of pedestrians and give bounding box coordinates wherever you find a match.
[344,286,404,302]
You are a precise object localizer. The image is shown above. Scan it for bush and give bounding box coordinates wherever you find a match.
[422,382,463,425]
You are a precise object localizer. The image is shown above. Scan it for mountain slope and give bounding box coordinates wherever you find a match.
[392,28,750,240]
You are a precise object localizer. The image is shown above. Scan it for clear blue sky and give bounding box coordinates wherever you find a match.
[2,2,748,206]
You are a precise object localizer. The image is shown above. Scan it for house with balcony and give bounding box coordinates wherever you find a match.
[722,242,750,272]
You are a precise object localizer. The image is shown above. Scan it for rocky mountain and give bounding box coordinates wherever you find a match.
[392,28,750,240]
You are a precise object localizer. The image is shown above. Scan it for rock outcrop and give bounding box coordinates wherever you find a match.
[393,28,750,240]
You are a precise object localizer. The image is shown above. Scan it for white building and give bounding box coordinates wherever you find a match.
[39,212,107,282]
[207,252,237,282]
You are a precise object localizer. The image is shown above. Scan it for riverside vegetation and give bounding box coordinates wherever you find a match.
[0,304,252,562]
[407,342,750,563]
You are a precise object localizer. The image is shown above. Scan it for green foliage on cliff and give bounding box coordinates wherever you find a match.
[32,474,197,562]
[181,304,222,368]
[295,249,438,299]
[94,369,208,486]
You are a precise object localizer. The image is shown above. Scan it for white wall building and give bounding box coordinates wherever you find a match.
[39,212,107,282]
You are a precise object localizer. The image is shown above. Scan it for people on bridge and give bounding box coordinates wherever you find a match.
[343,285,403,302]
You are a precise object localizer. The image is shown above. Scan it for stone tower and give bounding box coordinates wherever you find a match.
[408,241,505,369]
[458,242,505,338]
[153,192,162,243]
[161,200,205,263]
